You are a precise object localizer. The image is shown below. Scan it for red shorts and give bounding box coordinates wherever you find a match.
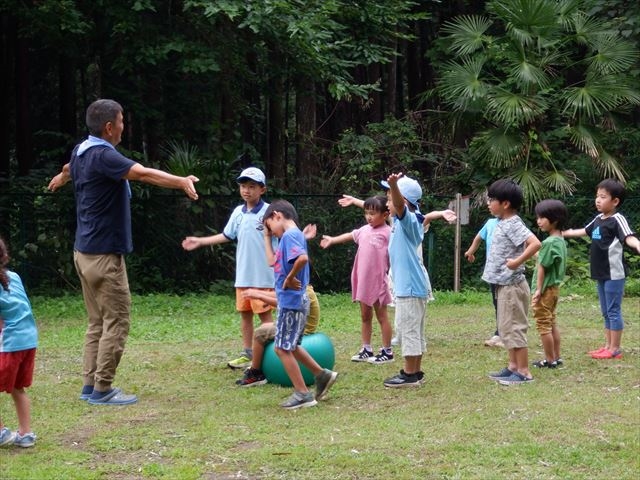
[0,348,36,393]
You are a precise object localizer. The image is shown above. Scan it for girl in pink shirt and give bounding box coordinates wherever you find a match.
[321,196,394,364]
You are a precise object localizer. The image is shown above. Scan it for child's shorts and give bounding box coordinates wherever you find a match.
[0,348,36,393]
[235,288,274,314]
[532,286,559,335]
[496,280,530,349]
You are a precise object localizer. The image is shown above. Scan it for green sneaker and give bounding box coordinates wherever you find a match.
[227,353,252,370]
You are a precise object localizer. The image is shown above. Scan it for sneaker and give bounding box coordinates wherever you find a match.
[0,427,15,447]
[368,349,394,364]
[488,367,513,381]
[87,388,138,405]
[227,353,252,370]
[13,432,36,448]
[351,348,374,362]
[591,349,622,360]
[315,369,338,400]
[281,392,317,410]
[416,371,426,384]
[498,372,534,385]
[555,357,564,366]
[588,347,607,355]
[383,370,422,388]
[236,368,267,387]
[484,335,504,348]
[79,385,94,401]
[532,359,557,368]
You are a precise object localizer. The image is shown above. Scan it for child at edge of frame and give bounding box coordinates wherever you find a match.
[0,237,38,448]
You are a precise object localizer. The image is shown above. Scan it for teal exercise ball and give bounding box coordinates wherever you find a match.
[262,332,335,387]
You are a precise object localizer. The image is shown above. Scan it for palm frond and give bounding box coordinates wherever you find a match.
[510,59,552,89]
[567,124,599,158]
[486,89,547,127]
[441,15,493,56]
[470,128,525,168]
[569,12,610,45]
[562,76,632,121]
[511,166,548,208]
[489,0,560,48]
[542,169,577,196]
[586,35,639,75]
[438,57,491,111]
[594,149,627,181]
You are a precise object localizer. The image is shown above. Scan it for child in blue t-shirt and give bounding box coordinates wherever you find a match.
[262,200,338,409]
[183,167,278,369]
[465,215,502,347]
[0,237,38,448]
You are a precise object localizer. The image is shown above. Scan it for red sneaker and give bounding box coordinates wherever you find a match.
[591,349,622,359]
[588,347,607,355]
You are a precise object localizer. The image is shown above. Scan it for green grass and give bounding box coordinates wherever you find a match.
[1,289,639,479]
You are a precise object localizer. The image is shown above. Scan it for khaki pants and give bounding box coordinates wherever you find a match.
[74,251,131,391]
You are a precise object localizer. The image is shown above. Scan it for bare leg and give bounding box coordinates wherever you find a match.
[276,348,308,393]
[540,332,556,363]
[404,355,422,375]
[240,311,255,351]
[373,303,392,348]
[514,347,531,378]
[609,329,622,352]
[258,309,273,324]
[293,346,322,377]
[551,325,561,359]
[359,303,373,347]
[11,388,31,435]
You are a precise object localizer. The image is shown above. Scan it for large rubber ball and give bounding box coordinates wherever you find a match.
[262,332,335,387]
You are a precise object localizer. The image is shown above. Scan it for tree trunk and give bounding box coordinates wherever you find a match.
[59,53,77,161]
[15,30,33,176]
[267,74,286,186]
[368,62,383,123]
[386,39,398,118]
[295,76,316,185]
[0,13,13,180]
[405,24,421,111]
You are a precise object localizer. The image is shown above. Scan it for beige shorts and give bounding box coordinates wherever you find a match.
[496,280,530,349]
[235,288,274,314]
[254,323,277,345]
[533,286,559,335]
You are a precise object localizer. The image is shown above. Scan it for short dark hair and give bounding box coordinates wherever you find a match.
[363,195,389,214]
[263,199,299,224]
[487,179,523,211]
[597,178,626,206]
[86,99,123,136]
[535,199,568,229]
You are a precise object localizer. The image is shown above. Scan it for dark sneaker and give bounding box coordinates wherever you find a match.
[281,392,318,410]
[368,349,394,365]
[488,367,513,381]
[315,369,338,400]
[555,357,564,366]
[236,368,267,387]
[87,388,138,405]
[498,372,534,386]
[383,370,422,388]
[532,359,557,368]
[351,348,374,362]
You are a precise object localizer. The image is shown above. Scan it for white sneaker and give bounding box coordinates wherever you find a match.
[484,335,504,348]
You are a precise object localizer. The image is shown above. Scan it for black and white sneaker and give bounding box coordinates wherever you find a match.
[368,349,394,364]
[351,348,374,362]
[383,370,422,388]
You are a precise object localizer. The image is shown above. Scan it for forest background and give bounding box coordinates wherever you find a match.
[0,0,639,295]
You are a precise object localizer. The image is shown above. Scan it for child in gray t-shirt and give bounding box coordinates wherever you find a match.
[482,180,541,386]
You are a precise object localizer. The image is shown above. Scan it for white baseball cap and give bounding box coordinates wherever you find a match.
[381,176,423,208]
[237,167,266,186]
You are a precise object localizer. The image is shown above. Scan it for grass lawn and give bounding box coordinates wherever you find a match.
[1,289,638,479]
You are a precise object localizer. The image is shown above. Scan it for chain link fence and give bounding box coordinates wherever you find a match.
[1,190,639,295]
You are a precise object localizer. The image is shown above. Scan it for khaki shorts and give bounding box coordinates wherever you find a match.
[496,280,530,349]
[254,323,276,345]
[235,288,274,314]
[532,286,559,335]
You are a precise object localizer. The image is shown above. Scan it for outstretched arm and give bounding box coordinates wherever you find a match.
[48,163,71,191]
[182,233,228,251]
[338,195,364,209]
[562,228,587,238]
[320,232,354,249]
[423,209,457,230]
[125,163,199,200]
[625,235,640,254]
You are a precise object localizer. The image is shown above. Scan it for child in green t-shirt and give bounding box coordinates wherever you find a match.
[531,199,568,369]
